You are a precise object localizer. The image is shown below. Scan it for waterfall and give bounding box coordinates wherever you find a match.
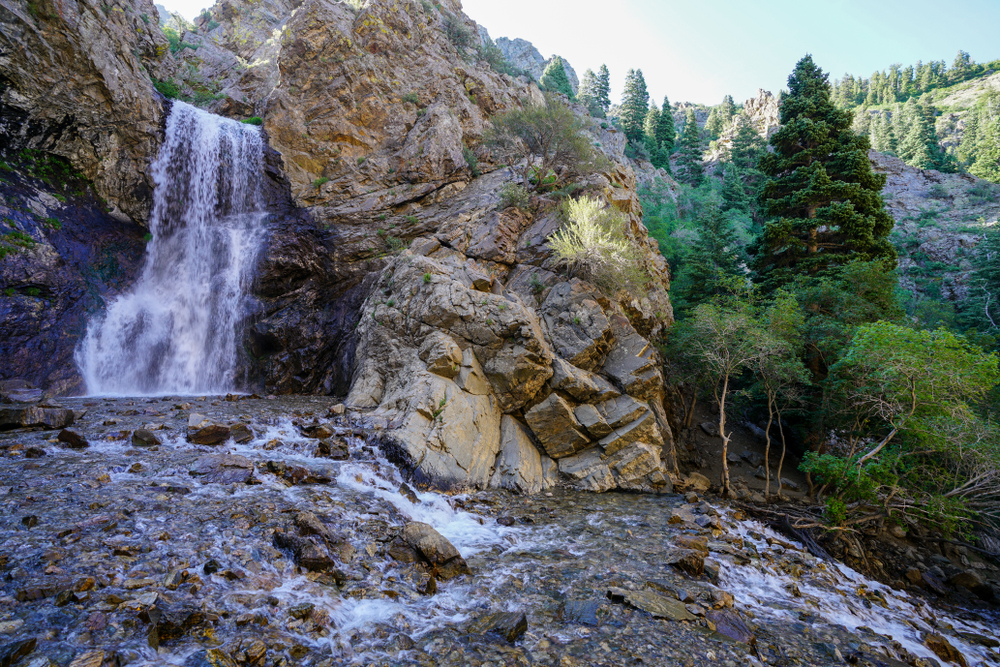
[77,101,268,395]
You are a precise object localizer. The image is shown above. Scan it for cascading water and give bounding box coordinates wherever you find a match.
[77,101,268,395]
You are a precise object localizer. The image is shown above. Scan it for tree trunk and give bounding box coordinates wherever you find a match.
[764,393,774,500]
[718,375,732,498]
[776,405,788,498]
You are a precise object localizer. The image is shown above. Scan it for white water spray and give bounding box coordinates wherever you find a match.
[77,102,267,395]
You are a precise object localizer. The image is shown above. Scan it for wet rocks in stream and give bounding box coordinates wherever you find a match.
[0,396,997,667]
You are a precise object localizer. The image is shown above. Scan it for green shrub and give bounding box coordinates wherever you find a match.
[462,146,480,177]
[43,217,61,230]
[153,78,184,100]
[313,177,329,188]
[422,272,432,284]
[241,117,263,126]
[2,288,13,297]
[548,195,648,295]
[926,183,949,199]
[401,92,420,105]
[443,13,473,51]
[385,235,407,254]
[405,215,419,226]
[498,183,529,210]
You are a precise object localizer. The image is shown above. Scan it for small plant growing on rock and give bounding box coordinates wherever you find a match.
[422,272,432,284]
[548,195,648,295]
[530,273,545,294]
[241,117,263,126]
[385,235,407,254]
[498,183,529,211]
[926,183,949,199]
[462,147,481,177]
[487,93,606,192]
[401,92,420,105]
[313,177,329,189]
[405,215,419,226]
[443,13,474,52]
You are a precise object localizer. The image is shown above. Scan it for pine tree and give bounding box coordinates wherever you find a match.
[595,64,611,113]
[674,205,745,311]
[577,68,604,118]
[728,115,765,171]
[655,96,675,154]
[675,109,704,185]
[643,105,668,168]
[753,55,896,287]
[720,95,737,126]
[896,98,953,172]
[619,68,649,144]
[540,57,574,99]
[705,108,723,139]
[721,165,752,213]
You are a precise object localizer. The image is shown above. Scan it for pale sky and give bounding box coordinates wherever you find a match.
[159,0,1000,106]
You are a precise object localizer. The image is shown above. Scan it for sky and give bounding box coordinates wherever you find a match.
[158,0,1000,105]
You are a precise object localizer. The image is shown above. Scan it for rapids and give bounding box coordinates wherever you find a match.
[0,396,997,667]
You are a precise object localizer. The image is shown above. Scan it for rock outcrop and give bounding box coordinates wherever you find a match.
[0,0,170,222]
[871,151,1000,301]
[489,34,579,93]
[2,0,680,494]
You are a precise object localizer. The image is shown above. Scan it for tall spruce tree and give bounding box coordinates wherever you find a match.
[655,96,675,154]
[578,69,596,106]
[675,108,704,185]
[753,55,896,287]
[595,64,611,113]
[540,57,574,99]
[728,115,765,171]
[705,108,723,139]
[619,68,649,144]
[720,94,737,125]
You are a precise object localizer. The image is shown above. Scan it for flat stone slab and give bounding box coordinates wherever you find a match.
[606,587,695,621]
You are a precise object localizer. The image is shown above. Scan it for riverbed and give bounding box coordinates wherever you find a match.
[1,396,997,667]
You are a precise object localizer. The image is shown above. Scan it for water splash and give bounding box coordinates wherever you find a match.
[77,102,267,395]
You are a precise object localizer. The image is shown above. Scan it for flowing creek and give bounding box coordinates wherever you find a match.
[0,396,997,667]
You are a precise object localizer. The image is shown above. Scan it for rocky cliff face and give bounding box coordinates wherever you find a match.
[871,150,1000,301]
[0,0,679,495]
[0,0,170,222]
[488,33,578,93]
[705,89,780,163]
[240,0,676,493]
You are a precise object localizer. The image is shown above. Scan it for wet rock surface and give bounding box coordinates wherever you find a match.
[0,396,996,667]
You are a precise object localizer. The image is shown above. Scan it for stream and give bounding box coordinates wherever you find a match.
[1,396,997,667]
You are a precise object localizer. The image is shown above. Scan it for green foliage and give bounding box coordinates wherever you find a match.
[443,13,473,52]
[594,65,611,115]
[312,177,329,188]
[477,38,527,79]
[153,78,184,100]
[0,230,36,260]
[385,235,408,254]
[754,55,896,290]
[926,183,949,199]
[462,146,480,177]
[674,109,703,186]
[548,195,647,296]
[241,117,263,126]
[576,69,604,118]
[400,92,420,106]
[539,57,574,100]
[619,69,649,145]
[422,272,432,284]
[486,93,606,191]
[42,217,61,230]
[498,182,529,210]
